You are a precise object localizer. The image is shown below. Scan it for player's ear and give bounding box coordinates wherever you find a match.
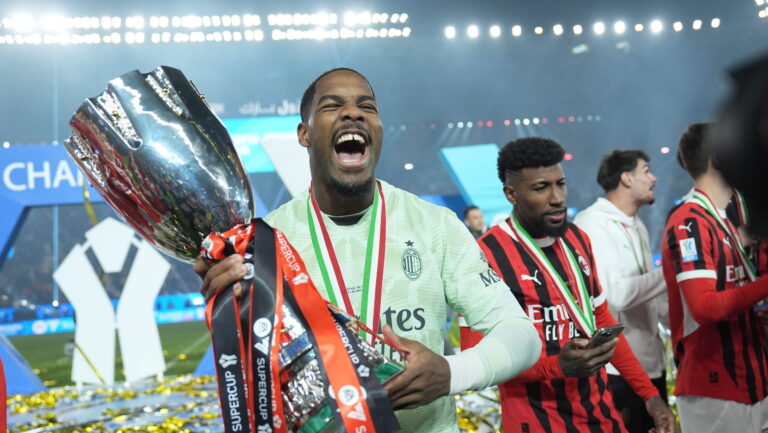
[620,171,632,188]
[297,122,310,148]
[503,184,517,206]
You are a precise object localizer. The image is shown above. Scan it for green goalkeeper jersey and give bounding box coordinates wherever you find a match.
[265,180,515,433]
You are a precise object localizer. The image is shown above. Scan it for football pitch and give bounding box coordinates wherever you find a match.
[9,320,211,388]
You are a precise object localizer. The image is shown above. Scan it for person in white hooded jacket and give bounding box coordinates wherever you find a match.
[574,149,668,433]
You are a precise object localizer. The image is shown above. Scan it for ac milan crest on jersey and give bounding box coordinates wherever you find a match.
[577,254,591,276]
[401,240,423,280]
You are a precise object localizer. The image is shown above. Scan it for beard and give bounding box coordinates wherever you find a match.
[519,211,568,238]
[328,174,374,198]
[541,219,568,237]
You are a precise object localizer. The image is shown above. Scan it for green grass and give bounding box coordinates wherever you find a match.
[9,321,211,388]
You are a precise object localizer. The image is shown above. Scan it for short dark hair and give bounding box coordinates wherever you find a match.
[463,205,480,219]
[299,67,375,122]
[678,123,714,179]
[497,137,565,184]
[596,149,650,192]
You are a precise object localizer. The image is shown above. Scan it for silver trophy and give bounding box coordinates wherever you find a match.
[64,67,401,433]
[66,66,252,264]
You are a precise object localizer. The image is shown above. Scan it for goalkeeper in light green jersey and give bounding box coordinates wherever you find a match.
[197,68,541,433]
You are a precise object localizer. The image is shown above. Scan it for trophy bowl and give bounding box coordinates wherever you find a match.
[65,66,253,264]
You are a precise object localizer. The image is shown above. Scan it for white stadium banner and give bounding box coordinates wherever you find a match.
[53,217,170,386]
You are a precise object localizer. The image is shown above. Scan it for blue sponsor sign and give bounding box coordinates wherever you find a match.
[0,145,105,266]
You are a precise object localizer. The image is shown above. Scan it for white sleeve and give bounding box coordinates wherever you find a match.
[440,213,540,394]
[577,218,666,312]
[445,289,540,394]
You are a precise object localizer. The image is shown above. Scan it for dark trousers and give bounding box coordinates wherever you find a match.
[609,372,668,433]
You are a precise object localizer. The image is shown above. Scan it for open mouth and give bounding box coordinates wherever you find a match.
[545,209,566,223]
[334,130,369,169]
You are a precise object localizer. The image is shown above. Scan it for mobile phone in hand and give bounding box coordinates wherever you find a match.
[587,324,625,349]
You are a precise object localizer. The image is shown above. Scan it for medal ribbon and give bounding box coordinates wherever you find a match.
[690,189,757,282]
[276,230,378,433]
[613,221,648,274]
[504,215,596,337]
[307,182,386,343]
[206,287,254,433]
[734,189,750,228]
[205,221,383,433]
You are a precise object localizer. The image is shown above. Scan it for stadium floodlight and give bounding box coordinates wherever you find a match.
[41,15,67,32]
[490,25,501,38]
[634,23,644,32]
[11,14,35,32]
[534,26,543,35]
[673,21,683,32]
[613,21,626,34]
[457,121,464,128]
[343,11,356,26]
[760,10,767,19]
[573,24,583,35]
[758,0,766,5]
[553,24,563,35]
[711,18,720,28]
[444,25,456,39]
[467,24,479,38]
[523,118,531,125]
[650,20,663,33]
[512,25,522,37]
[593,21,605,35]
[404,163,414,170]
[692,19,702,30]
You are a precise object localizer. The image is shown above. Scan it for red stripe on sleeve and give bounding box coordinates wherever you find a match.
[680,276,768,324]
[510,354,565,383]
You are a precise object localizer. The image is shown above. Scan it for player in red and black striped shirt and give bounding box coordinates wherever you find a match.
[462,137,673,433]
[662,123,768,432]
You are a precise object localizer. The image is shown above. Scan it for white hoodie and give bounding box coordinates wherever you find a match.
[574,197,667,378]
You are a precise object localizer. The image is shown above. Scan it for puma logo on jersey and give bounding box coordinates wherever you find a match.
[521,270,541,285]
[678,222,693,233]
